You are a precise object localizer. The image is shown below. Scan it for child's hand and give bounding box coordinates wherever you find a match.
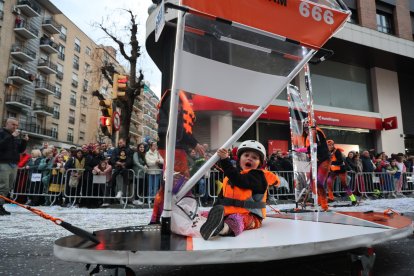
[217,148,229,160]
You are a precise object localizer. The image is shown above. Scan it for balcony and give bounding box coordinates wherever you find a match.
[56,71,63,80]
[39,37,58,54]
[16,0,41,17]
[5,93,32,109]
[33,102,54,116]
[19,122,56,139]
[42,18,60,34]
[14,21,39,39]
[131,116,141,125]
[68,117,75,124]
[10,44,36,62]
[35,81,55,95]
[8,68,34,85]
[37,59,57,74]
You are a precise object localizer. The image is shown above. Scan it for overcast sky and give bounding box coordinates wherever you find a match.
[50,0,161,97]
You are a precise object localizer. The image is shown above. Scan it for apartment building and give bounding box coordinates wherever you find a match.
[129,83,159,146]
[0,0,122,149]
[146,0,414,155]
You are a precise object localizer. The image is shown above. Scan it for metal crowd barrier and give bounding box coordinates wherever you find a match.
[11,168,414,208]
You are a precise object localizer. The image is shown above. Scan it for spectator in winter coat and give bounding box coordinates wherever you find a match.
[0,118,28,215]
[109,138,133,203]
[132,143,147,204]
[38,148,54,206]
[25,149,43,206]
[145,141,164,200]
[361,150,376,195]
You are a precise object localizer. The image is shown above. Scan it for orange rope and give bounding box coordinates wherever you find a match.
[0,195,62,225]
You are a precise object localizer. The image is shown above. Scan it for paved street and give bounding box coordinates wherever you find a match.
[1,213,413,276]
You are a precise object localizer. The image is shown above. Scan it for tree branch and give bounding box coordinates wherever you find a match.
[98,23,131,62]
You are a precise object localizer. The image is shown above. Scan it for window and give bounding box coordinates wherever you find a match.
[67,128,74,142]
[74,38,81,53]
[51,124,58,139]
[53,103,60,119]
[376,12,393,34]
[60,25,67,41]
[68,109,75,124]
[83,80,88,92]
[71,73,78,87]
[79,131,85,141]
[58,44,65,60]
[70,92,77,106]
[0,1,4,21]
[376,4,394,35]
[80,114,86,123]
[81,96,87,106]
[73,55,79,70]
[56,63,63,80]
[54,83,61,99]
[85,46,91,56]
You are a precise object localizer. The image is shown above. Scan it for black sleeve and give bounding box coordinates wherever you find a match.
[331,150,344,166]
[219,158,267,194]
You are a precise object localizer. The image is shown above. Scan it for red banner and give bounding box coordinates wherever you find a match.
[190,95,383,130]
[182,0,350,48]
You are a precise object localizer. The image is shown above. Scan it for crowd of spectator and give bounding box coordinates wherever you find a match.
[10,137,414,209]
[12,139,215,208]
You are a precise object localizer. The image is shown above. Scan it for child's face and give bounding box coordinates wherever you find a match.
[239,151,261,170]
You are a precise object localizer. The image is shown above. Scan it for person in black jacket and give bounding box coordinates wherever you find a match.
[0,118,29,215]
[109,138,133,203]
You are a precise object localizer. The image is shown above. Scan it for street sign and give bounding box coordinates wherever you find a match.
[154,0,165,42]
[113,111,121,131]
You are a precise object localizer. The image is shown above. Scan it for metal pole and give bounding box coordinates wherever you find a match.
[161,2,185,235]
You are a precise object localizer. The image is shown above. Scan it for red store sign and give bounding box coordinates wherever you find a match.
[190,95,383,130]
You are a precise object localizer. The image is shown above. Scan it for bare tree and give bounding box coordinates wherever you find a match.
[97,9,145,143]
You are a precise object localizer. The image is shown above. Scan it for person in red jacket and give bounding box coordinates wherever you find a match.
[200,140,279,240]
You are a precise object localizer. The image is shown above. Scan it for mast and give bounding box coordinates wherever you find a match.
[161,2,186,235]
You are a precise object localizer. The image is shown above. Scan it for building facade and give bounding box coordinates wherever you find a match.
[129,83,158,146]
[146,0,414,155]
[0,0,123,149]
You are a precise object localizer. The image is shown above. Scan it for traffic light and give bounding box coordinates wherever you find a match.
[99,99,112,137]
[112,73,128,99]
[99,116,111,137]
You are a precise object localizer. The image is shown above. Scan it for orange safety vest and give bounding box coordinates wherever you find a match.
[221,169,279,219]
[157,90,195,135]
[179,91,195,135]
[330,148,344,172]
